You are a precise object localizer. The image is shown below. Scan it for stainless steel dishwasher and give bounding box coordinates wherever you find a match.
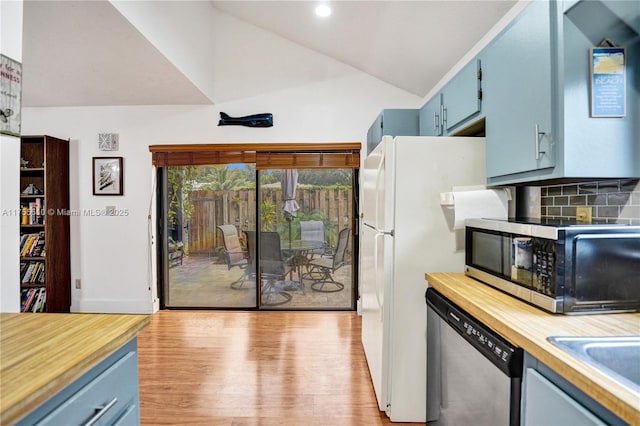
[426,288,523,425]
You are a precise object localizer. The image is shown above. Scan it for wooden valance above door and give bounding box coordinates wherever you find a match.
[149,142,361,169]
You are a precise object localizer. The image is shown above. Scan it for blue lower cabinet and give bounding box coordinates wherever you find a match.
[112,404,139,426]
[17,339,141,426]
[521,353,625,426]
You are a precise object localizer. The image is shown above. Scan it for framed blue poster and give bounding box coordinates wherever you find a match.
[590,47,626,117]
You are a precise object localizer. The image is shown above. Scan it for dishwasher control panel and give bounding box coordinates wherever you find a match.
[428,289,523,377]
[448,307,515,369]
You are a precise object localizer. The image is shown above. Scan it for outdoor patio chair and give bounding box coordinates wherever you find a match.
[300,220,327,258]
[217,224,250,289]
[307,227,350,293]
[258,231,295,305]
[300,220,328,281]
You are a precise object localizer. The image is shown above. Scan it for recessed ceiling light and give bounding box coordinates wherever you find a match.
[315,4,331,18]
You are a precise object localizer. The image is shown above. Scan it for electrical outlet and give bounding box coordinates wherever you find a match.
[576,206,592,224]
[75,279,81,289]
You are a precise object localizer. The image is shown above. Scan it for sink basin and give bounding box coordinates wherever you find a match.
[548,336,640,393]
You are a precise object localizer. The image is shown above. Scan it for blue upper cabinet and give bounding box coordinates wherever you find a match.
[419,94,443,136]
[366,109,419,155]
[442,59,483,133]
[560,0,639,180]
[484,0,640,185]
[419,59,483,136]
[483,0,554,180]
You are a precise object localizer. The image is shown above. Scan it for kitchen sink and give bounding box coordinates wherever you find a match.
[548,336,640,393]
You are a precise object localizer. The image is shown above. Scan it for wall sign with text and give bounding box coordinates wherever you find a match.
[590,47,626,118]
[0,54,22,136]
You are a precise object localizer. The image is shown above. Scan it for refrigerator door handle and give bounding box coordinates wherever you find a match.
[374,148,386,228]
[373,232,384,321]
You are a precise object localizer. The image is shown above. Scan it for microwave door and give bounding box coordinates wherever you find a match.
[468,229,511,278]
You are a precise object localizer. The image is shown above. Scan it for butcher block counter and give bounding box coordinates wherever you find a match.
[425,272,640,425]
[0,313,150,425]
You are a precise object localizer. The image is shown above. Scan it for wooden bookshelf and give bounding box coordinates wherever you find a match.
[19,135,70,313]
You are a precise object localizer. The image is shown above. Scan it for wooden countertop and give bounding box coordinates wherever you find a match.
[425,272,640,425]
[0,313,150,425]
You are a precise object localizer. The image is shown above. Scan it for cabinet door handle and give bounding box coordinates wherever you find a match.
[440,104,445,134]
[433,112,439,132]
[82,397,118,426]
[535,124,546,160]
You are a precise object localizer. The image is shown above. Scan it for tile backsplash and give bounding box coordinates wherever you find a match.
[540,179,640,225]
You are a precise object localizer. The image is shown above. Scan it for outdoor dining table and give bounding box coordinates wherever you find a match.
[281,240,325,292]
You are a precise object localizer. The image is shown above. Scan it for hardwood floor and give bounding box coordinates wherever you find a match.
[137,310,422,425]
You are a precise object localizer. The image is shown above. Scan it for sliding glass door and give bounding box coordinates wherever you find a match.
[257,168,355,310]
[153,143,360,310]
[161,164,257,308]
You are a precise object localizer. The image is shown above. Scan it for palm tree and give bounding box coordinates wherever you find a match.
[260,200,277,231]
[199,165,250,191]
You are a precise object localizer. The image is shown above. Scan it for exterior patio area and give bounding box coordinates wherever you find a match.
[167,254,353,310]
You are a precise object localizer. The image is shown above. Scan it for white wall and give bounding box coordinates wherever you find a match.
[0,0,23,312]
[111,1,373,105]
[420,0,529,105]
[110,0,217,101]
[22,74,420,313]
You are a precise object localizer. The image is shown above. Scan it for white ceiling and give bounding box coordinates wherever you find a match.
[21,0,518,107]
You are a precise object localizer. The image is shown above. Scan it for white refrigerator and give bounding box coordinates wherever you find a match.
[360,135,486,422]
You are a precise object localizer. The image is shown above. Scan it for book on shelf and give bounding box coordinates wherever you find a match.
[20,261,45,284]
[21,287,46,312]
[20,233,36,256]
[20,231,45,257]
[31,235,46,257]
[32,288,46,312]
[33,262,45,283]
[20,288,33,312]
[20,198,43,225]
[20,287,47,312]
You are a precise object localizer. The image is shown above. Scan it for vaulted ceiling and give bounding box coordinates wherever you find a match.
[21,0,518,107]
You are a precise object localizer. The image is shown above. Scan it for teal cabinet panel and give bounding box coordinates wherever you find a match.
[366,109,419,154]
[112,404,139,425]
[483,0,554,179]
[418,58,483,137]
[418,94,443,136]
[523,368,606,425]
[485,0,639,185]
[443,59,482,133]
[17,339,141,426]
[561,1,640,178]
[366,113,383,155]
[522,353,626,426]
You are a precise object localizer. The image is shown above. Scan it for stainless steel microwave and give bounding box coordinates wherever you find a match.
[465,218,640,314]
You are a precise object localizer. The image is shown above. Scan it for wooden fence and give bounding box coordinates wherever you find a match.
[187,188,353,254]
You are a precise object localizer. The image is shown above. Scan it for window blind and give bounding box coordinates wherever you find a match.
[149,143,361,169]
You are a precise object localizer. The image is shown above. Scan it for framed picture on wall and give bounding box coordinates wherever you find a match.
[93,157,123,196]
[590,46,626,117]
[0,54,22,136]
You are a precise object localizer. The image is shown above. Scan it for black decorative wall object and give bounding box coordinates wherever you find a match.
[218,112,273,127]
